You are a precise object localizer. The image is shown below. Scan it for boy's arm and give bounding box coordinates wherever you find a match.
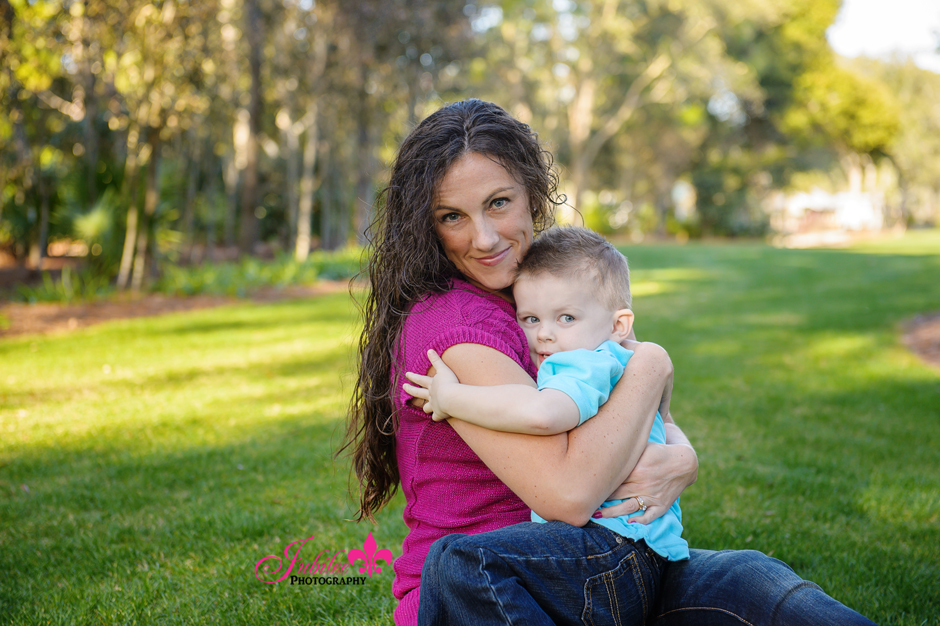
[403,349,581,435]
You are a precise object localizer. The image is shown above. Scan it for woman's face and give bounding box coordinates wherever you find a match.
[433,152,534,295]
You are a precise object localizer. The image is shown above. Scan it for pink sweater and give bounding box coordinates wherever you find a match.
[391,278,537,625]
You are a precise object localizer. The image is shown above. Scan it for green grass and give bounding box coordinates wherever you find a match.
[2,231,939,624]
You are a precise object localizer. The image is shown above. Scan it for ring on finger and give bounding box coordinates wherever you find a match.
[635,496,648,512]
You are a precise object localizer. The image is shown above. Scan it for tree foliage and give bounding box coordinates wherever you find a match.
[0,0,934,288]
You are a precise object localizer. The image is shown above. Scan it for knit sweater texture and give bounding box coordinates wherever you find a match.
[391,278,537,625]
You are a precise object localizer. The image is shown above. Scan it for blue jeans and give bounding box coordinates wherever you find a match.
[652,548,878,625]
[418,522,878,626]
[419,521,666,626]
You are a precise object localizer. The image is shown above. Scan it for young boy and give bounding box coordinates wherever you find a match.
[403,226,689,585]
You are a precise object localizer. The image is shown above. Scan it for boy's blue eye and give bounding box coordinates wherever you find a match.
[522,316,539,324]
[561,314,575,323]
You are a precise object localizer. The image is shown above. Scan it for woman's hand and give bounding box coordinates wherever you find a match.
[403,349,459,422]
[596,434,698,525]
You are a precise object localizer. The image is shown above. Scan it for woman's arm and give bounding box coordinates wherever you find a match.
[435,341,672,526]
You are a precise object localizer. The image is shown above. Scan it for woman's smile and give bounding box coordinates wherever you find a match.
[474,248,511,266]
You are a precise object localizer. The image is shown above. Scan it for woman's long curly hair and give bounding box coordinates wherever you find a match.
[343,99,560,521]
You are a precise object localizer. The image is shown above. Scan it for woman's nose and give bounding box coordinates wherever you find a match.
[471,218,499,251]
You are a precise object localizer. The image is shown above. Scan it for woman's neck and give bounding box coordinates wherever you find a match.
[462,276,515,304]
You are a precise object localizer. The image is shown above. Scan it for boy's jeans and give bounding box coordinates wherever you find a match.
[418,521,878,626]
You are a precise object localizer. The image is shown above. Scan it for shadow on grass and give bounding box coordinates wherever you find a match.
[0,410,401,625]
[0,341,354,413]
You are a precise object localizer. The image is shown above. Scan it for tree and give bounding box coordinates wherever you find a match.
[851,57,940,226]
[467,0,760,228]
[688,0,856,235]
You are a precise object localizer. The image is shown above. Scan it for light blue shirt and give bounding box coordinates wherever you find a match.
[531,341,689,561]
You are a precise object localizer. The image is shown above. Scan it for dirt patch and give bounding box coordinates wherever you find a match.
[0,281,352,339]
[903,312,940,371]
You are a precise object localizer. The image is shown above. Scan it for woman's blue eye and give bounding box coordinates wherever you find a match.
[492,198,508,209]
[440,212,460,223]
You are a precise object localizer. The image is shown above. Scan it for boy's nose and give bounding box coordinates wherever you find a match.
[537,325,553,342]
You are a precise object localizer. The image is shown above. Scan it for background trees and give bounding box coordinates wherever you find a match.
[1,0,937,290]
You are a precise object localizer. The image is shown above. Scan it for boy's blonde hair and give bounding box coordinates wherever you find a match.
[516,226,631,311]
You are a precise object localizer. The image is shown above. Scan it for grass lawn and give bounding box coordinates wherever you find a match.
[2,230,939,625]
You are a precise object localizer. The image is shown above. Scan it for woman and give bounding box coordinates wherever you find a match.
[345,99,877,625]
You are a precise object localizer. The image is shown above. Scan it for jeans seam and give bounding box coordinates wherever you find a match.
[628,551,647,619]
[606,570,622,626]
[655,607,756,626]
[773,580,825,621]
[477,546,514,625]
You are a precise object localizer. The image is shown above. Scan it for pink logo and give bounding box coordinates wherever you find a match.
[347,532,394,576]
[254,536,349,584]
[254,533,395,585]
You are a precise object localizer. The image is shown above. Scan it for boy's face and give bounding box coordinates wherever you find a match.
[514,272,627,367]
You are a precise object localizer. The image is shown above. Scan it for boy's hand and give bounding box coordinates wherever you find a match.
[403,349,459,422]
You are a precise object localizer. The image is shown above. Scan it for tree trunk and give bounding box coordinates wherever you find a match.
[294,29,328,260]
[181,129,201,263]
[131,131,161,291]
[222,152,238,248]
[566,156,587,224]
[205,160,221,262]
[117,202,138,289]
[280,108,300,253]
[319,136,334,250]
[295,102,319,261]
[319,133,350,252]
[83,70,98,207]
[841,152,863,194]
[117,130,142,289]
[238,0,264,255]
[355,83,375,244]
[33,169,50,269]
[566,75,597,220]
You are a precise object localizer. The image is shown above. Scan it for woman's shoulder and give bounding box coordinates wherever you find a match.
[398,278,535,380]
[410,278,515,323]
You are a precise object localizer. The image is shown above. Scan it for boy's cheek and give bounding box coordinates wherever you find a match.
[519,326,539,366]
[527,343,539,368]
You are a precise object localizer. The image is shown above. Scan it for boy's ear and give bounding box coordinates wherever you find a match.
[612,309,635,341]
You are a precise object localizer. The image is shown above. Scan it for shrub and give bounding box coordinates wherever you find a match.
[14,266,115,303]
[154,246,364,298]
